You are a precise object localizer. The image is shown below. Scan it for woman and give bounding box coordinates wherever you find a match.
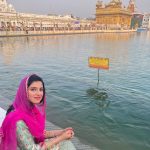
[0,74,76,150]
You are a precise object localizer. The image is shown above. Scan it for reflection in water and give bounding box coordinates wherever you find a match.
[137,31,150,41]
[86,88,110,109]
[3,48,14,65]
[95,32,136,41]
[0,35,73,65]
[0,37,26,64]
[147,31,150,38]
[0,32,144,66]
[92,32,138,70]
[0,34,95,66]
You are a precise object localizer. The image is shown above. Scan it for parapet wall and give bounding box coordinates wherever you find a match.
[0,29,136,37]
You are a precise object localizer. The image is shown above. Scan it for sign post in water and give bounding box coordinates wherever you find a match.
[88,57,109,88]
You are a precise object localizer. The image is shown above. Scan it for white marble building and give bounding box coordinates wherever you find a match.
[0,0,16,12]
[0,0,93,32]
[142,13,150,29]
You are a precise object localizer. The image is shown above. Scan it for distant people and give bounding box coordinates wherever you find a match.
[0,74,76,150]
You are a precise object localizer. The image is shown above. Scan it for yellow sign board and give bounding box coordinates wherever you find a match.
[88,57,109,69]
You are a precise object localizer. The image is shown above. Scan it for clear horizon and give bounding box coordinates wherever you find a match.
[7,0,150,18]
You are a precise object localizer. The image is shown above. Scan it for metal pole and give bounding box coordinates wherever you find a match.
[97,69,100,88]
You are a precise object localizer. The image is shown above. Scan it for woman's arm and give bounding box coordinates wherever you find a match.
[44,129,63,138]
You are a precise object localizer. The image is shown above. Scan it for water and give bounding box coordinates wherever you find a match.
[0,32,150,150]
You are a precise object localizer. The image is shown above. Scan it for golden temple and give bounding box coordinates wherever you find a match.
[96,0,135,29]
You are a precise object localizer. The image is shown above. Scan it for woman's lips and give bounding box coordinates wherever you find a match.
[34,97,41,100]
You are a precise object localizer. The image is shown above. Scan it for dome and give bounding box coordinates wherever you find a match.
[8,3,16,12]
[8,4,13,8]
[109,0,122,6]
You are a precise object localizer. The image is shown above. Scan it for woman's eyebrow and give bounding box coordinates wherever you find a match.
[29,86,43,88]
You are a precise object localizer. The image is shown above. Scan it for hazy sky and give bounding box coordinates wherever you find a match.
[7,0,150,18]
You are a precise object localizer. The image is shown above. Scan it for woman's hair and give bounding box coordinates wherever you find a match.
[6,105,14,115]
[6,74,45,115]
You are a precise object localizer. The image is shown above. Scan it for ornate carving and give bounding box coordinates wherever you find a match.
[105,0,122,8]
[96,1,103,9]
[128,0,136,13]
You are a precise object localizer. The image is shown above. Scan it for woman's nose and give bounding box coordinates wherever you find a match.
[36,90,41,95]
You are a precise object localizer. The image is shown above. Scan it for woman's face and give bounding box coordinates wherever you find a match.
[27,81,44,104]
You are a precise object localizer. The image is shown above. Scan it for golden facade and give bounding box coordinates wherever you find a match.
[96,0,133,29]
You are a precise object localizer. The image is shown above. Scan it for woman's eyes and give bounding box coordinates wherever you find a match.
[30,88,36,91]
[30,88,43,91]
[40,88,44,92]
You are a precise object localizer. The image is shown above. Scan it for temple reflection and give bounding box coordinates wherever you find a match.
[93,32,137,69]
[0,31,148,66]
[95,32,136,41]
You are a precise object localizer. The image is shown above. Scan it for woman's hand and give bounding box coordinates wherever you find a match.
[44,127,75,149]
[64,127,74,132]
[61,128,74,140]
